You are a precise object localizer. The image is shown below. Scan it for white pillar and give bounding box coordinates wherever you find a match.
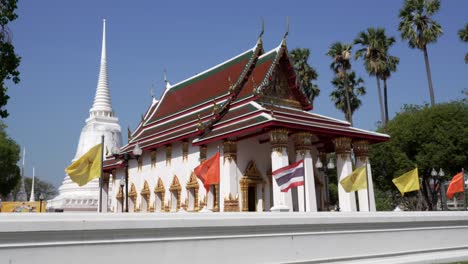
[221,141,239,212]
[295,152,305,212]
[102,176,109,213]
[294,132,317,212]
[270,128,290,212]
[304,151,317,212]
[334,137,357,212]
[354,140,376,212]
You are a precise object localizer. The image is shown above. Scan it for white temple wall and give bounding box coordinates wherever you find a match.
[5,212,468,264]
[237,135,271,211]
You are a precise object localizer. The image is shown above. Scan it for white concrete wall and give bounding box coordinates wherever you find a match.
[2,212,468,264]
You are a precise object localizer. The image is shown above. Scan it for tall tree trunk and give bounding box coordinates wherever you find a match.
[376,77,385,126]
[423,45,436,107]
[343,72,353,126]
[383,78,389,123]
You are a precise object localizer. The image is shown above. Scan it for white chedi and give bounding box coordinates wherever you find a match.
[48,19,122,212]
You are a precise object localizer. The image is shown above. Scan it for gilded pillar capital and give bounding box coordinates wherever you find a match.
[223,140,237,163]
[270,128,289,153]
[333,137,352,159]
[294,132,313,157]
[353,140,369,162]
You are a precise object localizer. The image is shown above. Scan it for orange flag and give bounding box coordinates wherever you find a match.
[446,172,465,199]
[194,152,220,191]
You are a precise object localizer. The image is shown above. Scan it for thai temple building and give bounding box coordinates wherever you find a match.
[48,19,122,212]
[103,28,389,213]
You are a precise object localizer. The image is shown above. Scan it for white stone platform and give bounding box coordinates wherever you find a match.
[1,212,468,263]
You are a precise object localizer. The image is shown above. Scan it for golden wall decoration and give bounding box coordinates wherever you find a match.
[129,183,137,212]
[199,145,207,162]
[199,195,206,210]
[259,65,302,109]
[169,175,181,211]
[223,140,237,163]
[240,160,264,212]
[182,141,189,161]
[224,193,240,212]
[137,156,143,171]
[270,128,289,153]
[186,172,200,212]
[116,185,123,199]
[333,137,352,159]
[353,140,369,162]
[140,181,151,212]
[165,145,172,166]
[213,184,219,212]
[154,178,165,212]
[150,150,157,168]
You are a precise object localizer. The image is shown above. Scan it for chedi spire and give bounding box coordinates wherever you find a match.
[90,18,113,118]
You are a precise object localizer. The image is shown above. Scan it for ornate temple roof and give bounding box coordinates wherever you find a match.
[107,34,389,166]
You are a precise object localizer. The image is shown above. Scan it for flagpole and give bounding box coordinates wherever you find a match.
[99,135,104,213]
[365,160,371,211]
[463,168,466,211]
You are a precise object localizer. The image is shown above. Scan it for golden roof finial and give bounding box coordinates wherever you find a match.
[258,17,264,42]
[127,126,132,141]
[282,16,290,43]
[150,84,155,98]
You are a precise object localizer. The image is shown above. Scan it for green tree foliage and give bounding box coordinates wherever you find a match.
[398,0,443,107]
[370,101,468,210]
[459,23,468,63]
[289,48,320,106]
[0,0,21,118]
[330,71,366,122]
[326,42,354,125]
[354,28,399,124]
[0,121,20,197]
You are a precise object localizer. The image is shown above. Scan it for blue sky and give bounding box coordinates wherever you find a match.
[5,0,468,187]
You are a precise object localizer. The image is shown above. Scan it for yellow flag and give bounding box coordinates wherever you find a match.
[340,166,367,192]
[392,168,419,196]
[65,143,102,187]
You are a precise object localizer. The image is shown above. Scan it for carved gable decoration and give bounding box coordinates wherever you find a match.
[186,172,199,190]
[154,178,165,193]
[260,63,302,109]
[129,183,137,198]
[141,181,150,196]
[169,175,181,192]
[116,186,123,199]
[243,160,263,181]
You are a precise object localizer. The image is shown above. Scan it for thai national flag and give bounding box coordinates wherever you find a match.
[272,160,305,192]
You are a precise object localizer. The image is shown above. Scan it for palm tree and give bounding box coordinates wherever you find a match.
[354,27,393,125]
[290,48,320,105]
[398,0,443,107]
[379,55,400,122]
[458,23,468,63]
[330,71,366,122]
[326,42,353,125]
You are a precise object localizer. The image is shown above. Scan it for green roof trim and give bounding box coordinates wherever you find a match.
[169,50,254,93]
[257,50,277,64]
